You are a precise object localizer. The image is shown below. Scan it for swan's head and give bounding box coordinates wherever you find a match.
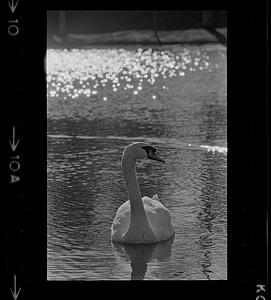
[123,142,165,163]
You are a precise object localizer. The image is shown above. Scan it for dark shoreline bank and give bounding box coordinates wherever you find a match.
[47,28,227,49]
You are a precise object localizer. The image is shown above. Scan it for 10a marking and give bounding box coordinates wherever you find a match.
[9,127,21,183]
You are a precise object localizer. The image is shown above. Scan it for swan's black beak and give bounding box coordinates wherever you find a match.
[148,151,165,163]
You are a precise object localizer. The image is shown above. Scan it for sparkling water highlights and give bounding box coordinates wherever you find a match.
[46,47,220,100]
[200,145,228,154]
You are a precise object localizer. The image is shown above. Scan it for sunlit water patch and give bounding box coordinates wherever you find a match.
[46,47,222,100]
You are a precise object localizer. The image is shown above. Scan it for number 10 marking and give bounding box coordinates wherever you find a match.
[8,19,19,36]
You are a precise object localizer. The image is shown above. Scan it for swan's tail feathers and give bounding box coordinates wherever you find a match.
[152,194,160,201]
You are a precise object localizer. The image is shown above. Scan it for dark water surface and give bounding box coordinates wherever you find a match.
[47,44,227,280]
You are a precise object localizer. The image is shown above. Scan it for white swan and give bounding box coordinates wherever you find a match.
[111,142,175,244]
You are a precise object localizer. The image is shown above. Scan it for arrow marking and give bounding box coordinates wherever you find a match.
[10,275,21,300]
[8,0,19,13]
[9,127,20,152]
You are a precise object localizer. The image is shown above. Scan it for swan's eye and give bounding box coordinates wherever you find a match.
[151,147,157,153]
[142,146,157,157]
[142,146,155,154]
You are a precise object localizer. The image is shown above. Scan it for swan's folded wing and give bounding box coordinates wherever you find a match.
[144,204,175,241]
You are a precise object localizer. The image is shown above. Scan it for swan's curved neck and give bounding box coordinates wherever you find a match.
[121,150,157,242]
[121,153,146,219]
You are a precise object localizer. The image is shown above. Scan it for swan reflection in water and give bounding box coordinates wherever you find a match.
[111,236,174,280]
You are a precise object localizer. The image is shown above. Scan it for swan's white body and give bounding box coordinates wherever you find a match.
[111,142,175,244]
